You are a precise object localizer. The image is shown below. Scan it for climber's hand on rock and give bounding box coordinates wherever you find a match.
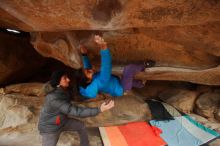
[100,100,114,112]
[94,35,107,50]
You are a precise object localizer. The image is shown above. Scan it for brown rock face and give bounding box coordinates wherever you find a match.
[195,92,220,118]
[31,32,82,69]
[0,0,219,31]
[0,0,220,85]
[0,94,33,129]
[4,82,151,127]
[31,27,220,85]
[78,95,151,127]
[0,31,45,85]
[159,89,198,113]
[214,108,220,122]
[4,83,44,97]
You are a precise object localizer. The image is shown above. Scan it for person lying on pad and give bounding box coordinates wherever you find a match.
[78,35,155,99]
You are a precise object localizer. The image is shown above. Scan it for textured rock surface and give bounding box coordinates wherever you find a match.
[195,92,220,118]
[31,32,82,69]
[113,66,220,85]
[134,80,201,99]
[4,82,44,96]
[0,88,5,95]
[79,94,151,127]
[0,94,33,129]
[1,105,33,129]
[0,92,150,146]
[0,93,150,126]
[31,28,220,85]
[0,0,220,31]
[0,31,45,86]
[158,89,198,113]
[0,0,220,84]
[209,139,220,146]
[0,85,219,145]
[215,108,220,122]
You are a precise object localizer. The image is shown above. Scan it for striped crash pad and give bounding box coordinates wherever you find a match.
[99,122,167,146]
[147,100,220,146]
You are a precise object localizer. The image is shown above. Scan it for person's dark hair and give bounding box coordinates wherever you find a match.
[76,69,91,89]
[49,70,68,88]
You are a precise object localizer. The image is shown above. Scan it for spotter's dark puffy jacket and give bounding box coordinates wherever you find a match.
[38,86,100,134]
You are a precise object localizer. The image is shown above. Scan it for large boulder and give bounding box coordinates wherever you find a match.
[30,26,220,70]
[1,105,33,129]
[0,1,219,31]
[31,29,220,85]
[0,92,151,146]
[0,94,33,129]
[0,90,151,127]
[133,81,193,100]
[0,90,219,146]
[4,82,44,97]
[1,1,220,69]
[209,139,220,146]
[31,32,82,69]
[39,82,151,126]
[195,92,220,119]
[0,1,220,85]
[159,89,198,113]
[0,88,5,95]
[214,108,220,122]
[77,94,151,127]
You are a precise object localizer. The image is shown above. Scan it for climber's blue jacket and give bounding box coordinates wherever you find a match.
[79,49,123,98]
